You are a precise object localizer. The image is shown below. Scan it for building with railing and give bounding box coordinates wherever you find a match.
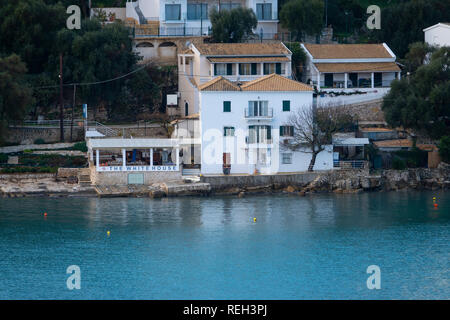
[171,73,334,175]
[126,0,278,37]
[177,42,292,117]
[301,43,401,105]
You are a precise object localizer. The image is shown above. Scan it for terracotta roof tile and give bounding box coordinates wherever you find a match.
[198,76,240,91]
[198,74,313,92]
[374,139,412,148]
[315,62,400,72]
[304,43,393,59]
[241,74,313,91]
[208,56,290,63]
[194,42,290,56]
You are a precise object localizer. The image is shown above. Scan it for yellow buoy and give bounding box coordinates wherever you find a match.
[253,217,257,222]
[107,231,111,236]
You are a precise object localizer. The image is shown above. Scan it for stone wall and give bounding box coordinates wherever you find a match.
[201,165,450,194]
[6,127,84,144]
[201,172,319,192]
[91,168,182,185]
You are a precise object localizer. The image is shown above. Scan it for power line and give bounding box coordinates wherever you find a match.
[31,61,154,90]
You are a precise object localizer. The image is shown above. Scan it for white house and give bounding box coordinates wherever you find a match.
[301,43,401,105]
[176,42,292,117]
[423,23,450,47]
[126,0,278,37]
[173,74,334,175]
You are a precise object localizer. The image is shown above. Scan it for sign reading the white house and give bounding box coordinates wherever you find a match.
[97,166,179,172]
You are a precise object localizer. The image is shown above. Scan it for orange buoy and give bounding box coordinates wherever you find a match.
[434,203,438,208]
[44,212,47,217]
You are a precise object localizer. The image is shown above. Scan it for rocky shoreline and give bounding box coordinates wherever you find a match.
[1,164,449,198]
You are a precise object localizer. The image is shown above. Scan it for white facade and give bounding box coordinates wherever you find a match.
[198,90,333,175]
[423,23,450,47]
[178,42,292,116]
[126,0,278,36]
[301,43,401,105]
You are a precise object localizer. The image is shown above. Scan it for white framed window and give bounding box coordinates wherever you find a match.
[281,153,292,164]
[224,126,235,136]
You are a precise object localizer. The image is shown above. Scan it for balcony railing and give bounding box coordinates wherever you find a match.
[246,136,273,144]
[333,160,368,169]
[244,108,273,119]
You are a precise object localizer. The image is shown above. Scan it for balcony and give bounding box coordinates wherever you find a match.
[245,136,273,144]
[244,107,273,120]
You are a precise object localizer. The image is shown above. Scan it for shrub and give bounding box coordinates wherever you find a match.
[72,141,87,152]
[1,166,57,174]
[394,148,428,168]
[0,153,7,164]
[392,157,407,170]
[438,136,450,163]
[34,138,46,145]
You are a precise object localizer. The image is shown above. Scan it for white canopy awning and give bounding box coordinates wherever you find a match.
[88,138,180,150]
[333,137,370,146]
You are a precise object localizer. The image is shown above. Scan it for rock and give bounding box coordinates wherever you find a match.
[237,191,245,198]
[333,188,343,193]
[298,191,306,196]
[285,185,296,193]
[149,190,166,198]
[7,156,18,165]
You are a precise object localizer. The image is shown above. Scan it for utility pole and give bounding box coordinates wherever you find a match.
[59,53,65,142]
[70,84,76,142]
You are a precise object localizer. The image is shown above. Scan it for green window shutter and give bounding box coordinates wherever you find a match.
[276,63,281,74]
[282,100,290,111]
[280,126,284,136]
[267,126,271,140]
[227,63,233,75]
[251,63,257,75]
[214,64,217,75]
[223,101,231,112]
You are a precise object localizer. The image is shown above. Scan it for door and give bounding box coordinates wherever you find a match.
[128,173,144,184]
[185,102,189,116]
[374,73,382,87]
[324,74,333,87]
[349,73,357,88]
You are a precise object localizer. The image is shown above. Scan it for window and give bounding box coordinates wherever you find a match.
[281,153,292,164]
[256,3,272,20]
[165,4,181,20]
[248,125,272,143]
[280,125,294,137]
[187,3,208,20]
[220,3,241,11]
[239,63,257,75]
[282,100,290,112]
[223,101,231,112]
[264,63,283,75]
[248,101,269,117]
[214,63,233,75]
[224,127,235,136]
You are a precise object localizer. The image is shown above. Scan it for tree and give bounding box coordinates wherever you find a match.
[438,136,450,163]
[369,0,449,58]
[50,19,139,119]
[281,104,355,171]
[0,0,66,74]
[209,7,257,43]
[382,47,450,139]
[280,0,324,40]
[0,54,34,144]
[284,42,307,80]
[402,42,436,74]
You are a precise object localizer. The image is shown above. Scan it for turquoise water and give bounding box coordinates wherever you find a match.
[0,191,449,299]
